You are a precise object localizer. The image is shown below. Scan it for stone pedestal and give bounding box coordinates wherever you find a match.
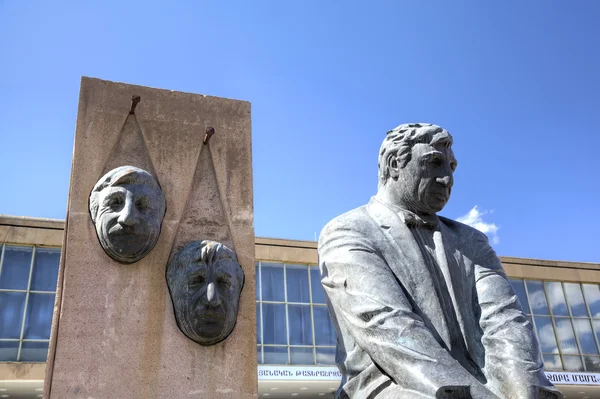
[44,77,256,398]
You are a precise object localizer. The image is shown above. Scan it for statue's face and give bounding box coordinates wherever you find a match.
[396,135,457,215]
[91,168,166,263]
[167,241,244,346]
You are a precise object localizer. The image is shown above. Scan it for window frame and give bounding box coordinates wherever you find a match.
[0,244,60,362]
[256,260,336,366]
[512,278,600,372]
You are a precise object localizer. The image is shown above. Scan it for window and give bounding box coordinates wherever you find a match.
[0,245,60,362]
[509,278,600,372]
[256,261,336,365]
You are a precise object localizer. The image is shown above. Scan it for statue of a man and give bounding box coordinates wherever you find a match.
[318,124,561,398]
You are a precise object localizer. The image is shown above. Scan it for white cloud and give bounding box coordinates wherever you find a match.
[456,206,500,245]
[528,290,548,313]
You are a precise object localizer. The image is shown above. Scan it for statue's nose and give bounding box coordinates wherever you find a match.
[206,282,221,305]
[436,175,453,187]
[118,201,137,226]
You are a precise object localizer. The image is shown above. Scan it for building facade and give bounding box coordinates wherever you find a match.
[1,215,600,398]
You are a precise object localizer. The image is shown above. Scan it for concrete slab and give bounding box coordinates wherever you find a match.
[44,77,256,398]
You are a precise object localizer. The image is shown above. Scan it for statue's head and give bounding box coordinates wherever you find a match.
[377,123,458,215]
[89,166,166,263]
[166,240,244,346]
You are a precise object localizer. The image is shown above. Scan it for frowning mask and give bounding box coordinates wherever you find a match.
[166,240,244,346]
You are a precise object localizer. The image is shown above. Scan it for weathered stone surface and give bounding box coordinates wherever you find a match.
[45,77,256,398]
[318,123,562,398]
[167,240,244,346]
[89,166,166,263]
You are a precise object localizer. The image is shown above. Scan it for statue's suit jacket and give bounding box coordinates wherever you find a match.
[318,198,560,399]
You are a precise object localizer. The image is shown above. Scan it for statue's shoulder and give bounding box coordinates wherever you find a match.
[318,205,383,259]
[323,205,372,231]
[319,205,374,241]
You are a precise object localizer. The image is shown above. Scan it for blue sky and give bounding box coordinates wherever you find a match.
[1,1,599,262]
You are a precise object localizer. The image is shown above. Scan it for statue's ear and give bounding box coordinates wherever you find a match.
[386,152,400,181]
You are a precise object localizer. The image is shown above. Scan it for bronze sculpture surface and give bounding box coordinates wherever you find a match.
[89,165,166,263]
[167,240,244,346]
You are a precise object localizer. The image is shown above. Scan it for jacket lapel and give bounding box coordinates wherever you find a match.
[366,198,451,347]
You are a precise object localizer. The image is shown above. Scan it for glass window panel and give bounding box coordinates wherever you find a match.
[0,292,27,338]
[564,283,589,317]
[573,319,599,354]
[509,279,531,314]
[310,267,326,304]
[545,282,569,316]
[30,248,60,291]
[263,346,288,364]
[286,265,310,303]
[534,316,559,353]
[554,318,579,354]
[0,341,19,361]
[591,320,600,350]
[24,293,55,340]
[313,306,336,346]
[316,347,336,365]
[255,263,260,300]
[257,346,262,364]
[19,341,49,362]
[288,305,312,345]
[262,303,287,345]
[583,284,600,318]
[256,303,261,344]
[261,263,285,302]
[0,246,33,290]
[562,355,584,371]
[290,347,314,365]
[584,356,600,372]
[527,281,550,315]
[542,354,563,371]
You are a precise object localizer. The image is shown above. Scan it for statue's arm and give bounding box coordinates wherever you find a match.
[473,232,562,399]
[318,217,498,398]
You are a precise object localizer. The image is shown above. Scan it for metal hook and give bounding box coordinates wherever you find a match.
[129,95,141,114]
[203,127,215,145]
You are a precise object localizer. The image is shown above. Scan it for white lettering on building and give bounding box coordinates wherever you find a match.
[258,366,600,386]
